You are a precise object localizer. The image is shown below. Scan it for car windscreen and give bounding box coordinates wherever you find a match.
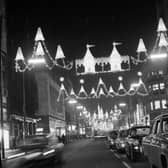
[130,127,150,136]
[161,117,168,133]
[109,131,118,139]
[119,130,128,137]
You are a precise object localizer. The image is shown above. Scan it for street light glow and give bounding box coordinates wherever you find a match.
[150,53,167,59]
[68,99,77,104]
[28,58,46,64]
[76,105,83,110]
[119,103,126,107]
[131,83,140,88]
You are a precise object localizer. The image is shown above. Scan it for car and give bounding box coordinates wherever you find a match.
[115,129,129,153]
[107,130,118,149]
[125,125,150,161]
[94,135,107,141]
[142,114,168,168]
[7,133,64,168]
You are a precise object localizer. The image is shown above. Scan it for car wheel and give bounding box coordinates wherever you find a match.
[130,148,135,161]
[148,160,157,168]
[161,155,167,168]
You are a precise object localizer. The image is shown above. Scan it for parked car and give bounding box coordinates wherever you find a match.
[125,125,150,161]
[115,129,129,152]
[142,114,168,168]
[107,130,118,149]
[7,133,64,168]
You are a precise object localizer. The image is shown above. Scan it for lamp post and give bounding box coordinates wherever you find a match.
[0,52,5,160]
[22,72,26,144]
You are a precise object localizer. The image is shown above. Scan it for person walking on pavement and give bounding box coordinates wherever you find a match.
[61,134,65,144]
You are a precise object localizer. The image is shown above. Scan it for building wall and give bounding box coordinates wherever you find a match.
[34,70,66,135]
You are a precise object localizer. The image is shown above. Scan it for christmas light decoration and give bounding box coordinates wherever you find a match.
[96,78,109,98]
[15,27,73,72]
[89,87,97,98]
[57,72,148,101]
[117,76,128,96]
[133,38,148,63]
[57,77,69,101]
[77,79,88,99]
[75,43,130,75]
[108,85,117,97]
[136,72,148,96]
[150,18,168,59]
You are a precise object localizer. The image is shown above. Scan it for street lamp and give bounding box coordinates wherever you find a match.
[119,103,126,107]
[150,53,167,59]
[68,99,77,104]
[76,105,83,110]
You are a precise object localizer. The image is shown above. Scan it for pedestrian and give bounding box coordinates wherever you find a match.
[57,135,61,143]
[61,134,65,144]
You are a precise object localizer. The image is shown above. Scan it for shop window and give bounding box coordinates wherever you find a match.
[153,84,159,91]
[158,70,163,75]
[162,99,167,109]
[154,100,161,110]
[151,71,158,76]
[160,83,165,90]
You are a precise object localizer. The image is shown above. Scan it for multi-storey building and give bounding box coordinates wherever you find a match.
[0,0,10,150]
[143,17,168,122]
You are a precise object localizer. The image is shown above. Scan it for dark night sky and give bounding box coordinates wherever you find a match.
[7,1,158,60]
[6,1,160,113]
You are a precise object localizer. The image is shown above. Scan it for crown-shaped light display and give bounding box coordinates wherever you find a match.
[15,27,73,72]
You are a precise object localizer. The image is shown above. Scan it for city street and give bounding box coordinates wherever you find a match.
[2,2,168,168]
[50,139,149,168]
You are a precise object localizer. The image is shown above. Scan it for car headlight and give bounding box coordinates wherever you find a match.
[110,140,114,144]
[121,143,125,147]
[133,140,139,146]
[134,146,139,150]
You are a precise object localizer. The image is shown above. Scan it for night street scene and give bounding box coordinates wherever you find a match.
[1,0,168,168]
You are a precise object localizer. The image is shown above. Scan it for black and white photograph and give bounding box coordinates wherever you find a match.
[1,0,168,168]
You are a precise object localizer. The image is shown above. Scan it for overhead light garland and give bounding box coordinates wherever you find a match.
[75,43,130,75]
[57,71,148,101]
[15,27,73,72]
[150,18,168,59]
[95,78,109,98]
[57,77,69,102]
[77,79,88,99]
[108,85,117,97]
[117,76,128,96]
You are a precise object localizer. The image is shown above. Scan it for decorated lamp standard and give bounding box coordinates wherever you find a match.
[15,27,72,143]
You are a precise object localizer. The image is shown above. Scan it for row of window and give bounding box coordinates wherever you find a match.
[149,83,165,91]
[150,70,164,76]
[150,99,167,111]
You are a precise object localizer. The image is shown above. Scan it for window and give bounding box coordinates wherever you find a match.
[150,101,154,111]
[160,83,165,90]
[148,85,152,92]
[162,99,167,109]
[152,84,159,91]
[153,120,160,134]
[154,100,160,110]
[158,70,163,75]
[161,117,168,133]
